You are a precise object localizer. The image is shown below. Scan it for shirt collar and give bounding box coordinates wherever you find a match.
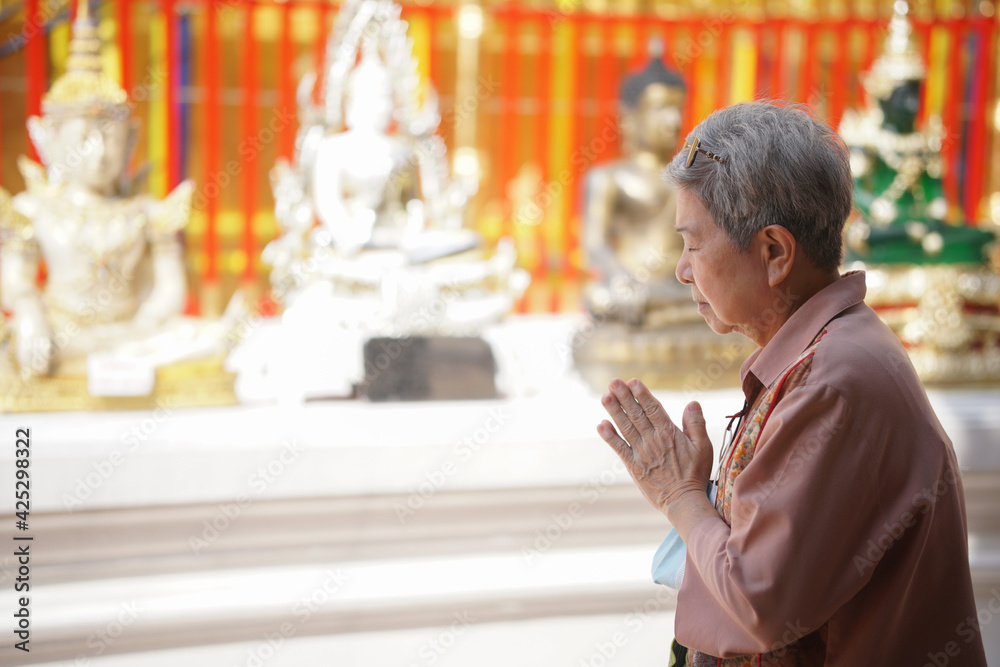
[740,271,867,398]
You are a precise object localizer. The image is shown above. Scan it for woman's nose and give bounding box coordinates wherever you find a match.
[675,252,693,285]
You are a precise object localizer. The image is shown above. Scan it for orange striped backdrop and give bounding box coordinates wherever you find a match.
[0,0,996,315]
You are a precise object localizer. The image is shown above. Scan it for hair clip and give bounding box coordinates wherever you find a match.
[683,136,725,167]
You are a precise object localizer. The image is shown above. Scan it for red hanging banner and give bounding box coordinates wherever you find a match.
[829,23,848,127]
[772,20,786,98]
[240,1,259,283]
[24,0,46,162]
[279,2,295,161]
[942,20,964,215]
[596,20,616,162]
[117,0,131,95]
[313,3,330,106]
[163,0,180,189]
[661,20,677,71]
[846,20,861,111]
[963,18,993,223]
[567,18,591,277]
[799,22,817,104]
[679,20,697,139]
[714,23,731,111]
[203,0,221,284]
[752,20,766,99]
[533,16,552,284]
[426,8,437,89]
[499,11,519,231]
[862,19,877,73]
[630,21,649,71]
[915,20,931,129]
[535,17,552,190]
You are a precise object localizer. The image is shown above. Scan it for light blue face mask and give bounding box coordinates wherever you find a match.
[651,482,718,590]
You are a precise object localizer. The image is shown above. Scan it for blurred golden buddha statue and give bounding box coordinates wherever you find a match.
[582,39,693,328]
[0,5,236,409]
[839,0,1000,383]
[574,41,752,390]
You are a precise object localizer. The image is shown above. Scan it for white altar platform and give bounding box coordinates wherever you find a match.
[2,314,999,666]
[11,315,1000,510]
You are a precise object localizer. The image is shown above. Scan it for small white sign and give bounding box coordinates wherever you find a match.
[87,354,156,397]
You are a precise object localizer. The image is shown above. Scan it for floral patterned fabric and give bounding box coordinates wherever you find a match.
[715,331,826,525]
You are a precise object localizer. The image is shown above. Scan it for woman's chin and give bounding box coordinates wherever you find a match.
[701,312,735,336]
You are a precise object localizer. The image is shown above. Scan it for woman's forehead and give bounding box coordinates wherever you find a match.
[675,191,714,232]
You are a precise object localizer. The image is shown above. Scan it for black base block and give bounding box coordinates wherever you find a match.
[359,336,498,402]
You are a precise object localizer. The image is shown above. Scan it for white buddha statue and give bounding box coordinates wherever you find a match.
[312,36,423,253]
[262,0,525,338]
[0,4,232,388]
[243,0,526,402]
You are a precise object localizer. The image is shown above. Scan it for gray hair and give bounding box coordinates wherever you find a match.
[663,101,852,273]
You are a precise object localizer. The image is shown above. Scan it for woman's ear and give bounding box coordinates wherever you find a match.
[758,225,796,287]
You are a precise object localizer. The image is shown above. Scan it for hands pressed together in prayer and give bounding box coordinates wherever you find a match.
[598,378,720,541]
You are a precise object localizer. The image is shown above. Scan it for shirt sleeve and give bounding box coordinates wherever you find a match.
[675,382,882,657]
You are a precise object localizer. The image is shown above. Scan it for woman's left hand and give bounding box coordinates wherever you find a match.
[598,378,714,520]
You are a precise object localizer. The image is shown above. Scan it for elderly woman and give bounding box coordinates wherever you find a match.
[597,101,986,666]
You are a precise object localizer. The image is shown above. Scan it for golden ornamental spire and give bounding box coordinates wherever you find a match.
[42,0,129,117]
[863,0,926,100]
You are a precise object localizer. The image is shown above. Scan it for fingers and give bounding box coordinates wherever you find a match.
[609,378,654,436]
[601,387,643,445]
[628,379,675,432]
[597,420,632,461]
[682,401,711,450]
